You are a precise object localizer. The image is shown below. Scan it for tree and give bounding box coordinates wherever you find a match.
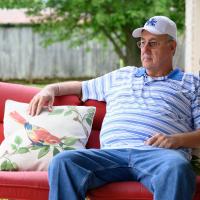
[0,0,185,66]
[0,0,41,9]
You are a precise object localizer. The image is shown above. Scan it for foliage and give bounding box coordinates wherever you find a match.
[191,155,200,175]
[0,0,185,66]
[0,0,42,9]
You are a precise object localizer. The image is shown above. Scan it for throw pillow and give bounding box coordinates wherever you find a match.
[0,100,96,171]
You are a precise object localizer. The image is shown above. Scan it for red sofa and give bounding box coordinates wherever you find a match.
[0,81,199,200]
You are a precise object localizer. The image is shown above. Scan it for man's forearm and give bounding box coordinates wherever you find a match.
[45,81,82,97]
[145,129,200,149]
[176,129,200,148]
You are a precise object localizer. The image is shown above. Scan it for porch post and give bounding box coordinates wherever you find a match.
[185,0,200,75]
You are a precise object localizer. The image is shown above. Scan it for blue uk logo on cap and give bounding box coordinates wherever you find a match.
[145,18,157,27]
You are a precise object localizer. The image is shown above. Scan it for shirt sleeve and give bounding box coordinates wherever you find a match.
[81,69,118,102]
[81,66,138,102]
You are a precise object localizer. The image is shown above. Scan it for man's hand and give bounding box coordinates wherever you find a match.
[28,86,56,116]
[144,133,181,149]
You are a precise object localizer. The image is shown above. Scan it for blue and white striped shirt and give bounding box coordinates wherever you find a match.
[82,66,200,156]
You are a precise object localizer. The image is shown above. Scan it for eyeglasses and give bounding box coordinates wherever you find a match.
[137,40,172,49]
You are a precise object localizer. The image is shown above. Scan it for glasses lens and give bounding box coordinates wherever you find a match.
[137,41,142,48]
[136,40,160,49]
[149,41,158,48]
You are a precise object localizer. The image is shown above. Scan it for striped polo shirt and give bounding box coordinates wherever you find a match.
[82,66,200,156]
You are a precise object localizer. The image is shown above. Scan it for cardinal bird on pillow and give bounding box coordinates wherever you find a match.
[9,111,61,146]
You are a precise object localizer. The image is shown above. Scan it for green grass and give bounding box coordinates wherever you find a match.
[27,83,46,88]
[2,77,93,89]
[2,76,92,85]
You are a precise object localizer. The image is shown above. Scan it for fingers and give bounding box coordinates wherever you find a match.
[145,133,161,146]
[47,98,54,112]
[145,133,171,148]
[28,93,54,116]
[28,86,56,116]
[27,97,36,116]
[28,96,43,116]
[36,97,47,115]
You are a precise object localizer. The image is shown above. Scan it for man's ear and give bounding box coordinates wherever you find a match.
[171,40,177,56]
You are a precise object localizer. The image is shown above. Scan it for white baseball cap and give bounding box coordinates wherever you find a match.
[132,16,177,41]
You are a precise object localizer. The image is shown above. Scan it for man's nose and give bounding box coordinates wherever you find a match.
[141,43,151,52]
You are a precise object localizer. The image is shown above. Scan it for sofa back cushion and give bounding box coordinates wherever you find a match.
[0,82,104,149]
[0,82,39,125]
[84,100,106,149]
[0,124,3,143]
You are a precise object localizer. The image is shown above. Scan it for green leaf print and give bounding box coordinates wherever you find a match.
[14,136,23,145]
[11,144,17,151]
[53,147,60,156]
[38,146,50,159]
[86,117,92,126]
[0,160,17,171]
[63,146,75,150]
[64,110,72,116]
[31,146,42,150]
[49,108,64,115]
[17,147,29,154]
[1,160,9,170]
[88,108,95,114]
[85,108,95,126]
[62,137,77,146]
[12,162,18,170]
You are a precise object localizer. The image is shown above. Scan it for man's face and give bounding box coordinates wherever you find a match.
[140,30,176,71]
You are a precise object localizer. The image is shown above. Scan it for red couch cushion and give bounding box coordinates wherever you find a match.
[0,123,3,143]
[0,173,199,200]
[87,181,152,200]
[0,82,39,122]
[87,176,200,200]
[84,100,106,131]
[86,130,100,149]
[0,171,48,200]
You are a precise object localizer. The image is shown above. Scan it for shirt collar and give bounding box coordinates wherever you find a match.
[135,67,184,81]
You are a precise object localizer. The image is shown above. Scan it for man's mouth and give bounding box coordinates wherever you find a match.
[142,56,152,61]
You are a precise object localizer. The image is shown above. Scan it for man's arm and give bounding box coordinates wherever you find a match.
[28,81,82,116]
[145,129,200,149]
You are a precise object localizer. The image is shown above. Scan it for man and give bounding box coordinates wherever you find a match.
[29,16,200,200]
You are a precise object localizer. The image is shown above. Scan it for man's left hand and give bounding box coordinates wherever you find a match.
[144,133,181,149]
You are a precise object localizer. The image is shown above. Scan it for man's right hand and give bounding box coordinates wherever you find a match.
[28,85,56,116]
[28,81,82,116]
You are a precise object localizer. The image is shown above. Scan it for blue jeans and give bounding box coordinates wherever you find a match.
[48,148,196,200]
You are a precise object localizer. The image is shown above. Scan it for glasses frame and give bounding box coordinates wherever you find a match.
[137,39,174,49]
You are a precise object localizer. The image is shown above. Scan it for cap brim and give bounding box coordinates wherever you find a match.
[132,27,143,38]
[132,27,163,38]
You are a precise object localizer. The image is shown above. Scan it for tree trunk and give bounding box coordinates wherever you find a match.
[124,32,141,67]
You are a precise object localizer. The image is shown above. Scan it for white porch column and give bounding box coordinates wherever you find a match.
[185,0,200,75]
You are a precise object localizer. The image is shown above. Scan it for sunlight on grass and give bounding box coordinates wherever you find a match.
[28,84,46,88]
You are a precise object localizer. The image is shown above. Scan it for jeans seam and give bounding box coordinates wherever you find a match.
[132,166,154,193]
[78,165,131,198]
[94,164,128,171]
[78,171,92,200]
[133,165,152,177]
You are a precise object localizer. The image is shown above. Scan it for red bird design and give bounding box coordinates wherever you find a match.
[9,111,61,146]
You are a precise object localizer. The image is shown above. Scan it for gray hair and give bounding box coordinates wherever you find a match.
[167,35,176,41]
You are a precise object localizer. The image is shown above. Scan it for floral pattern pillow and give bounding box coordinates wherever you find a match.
[0,100,96,171]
